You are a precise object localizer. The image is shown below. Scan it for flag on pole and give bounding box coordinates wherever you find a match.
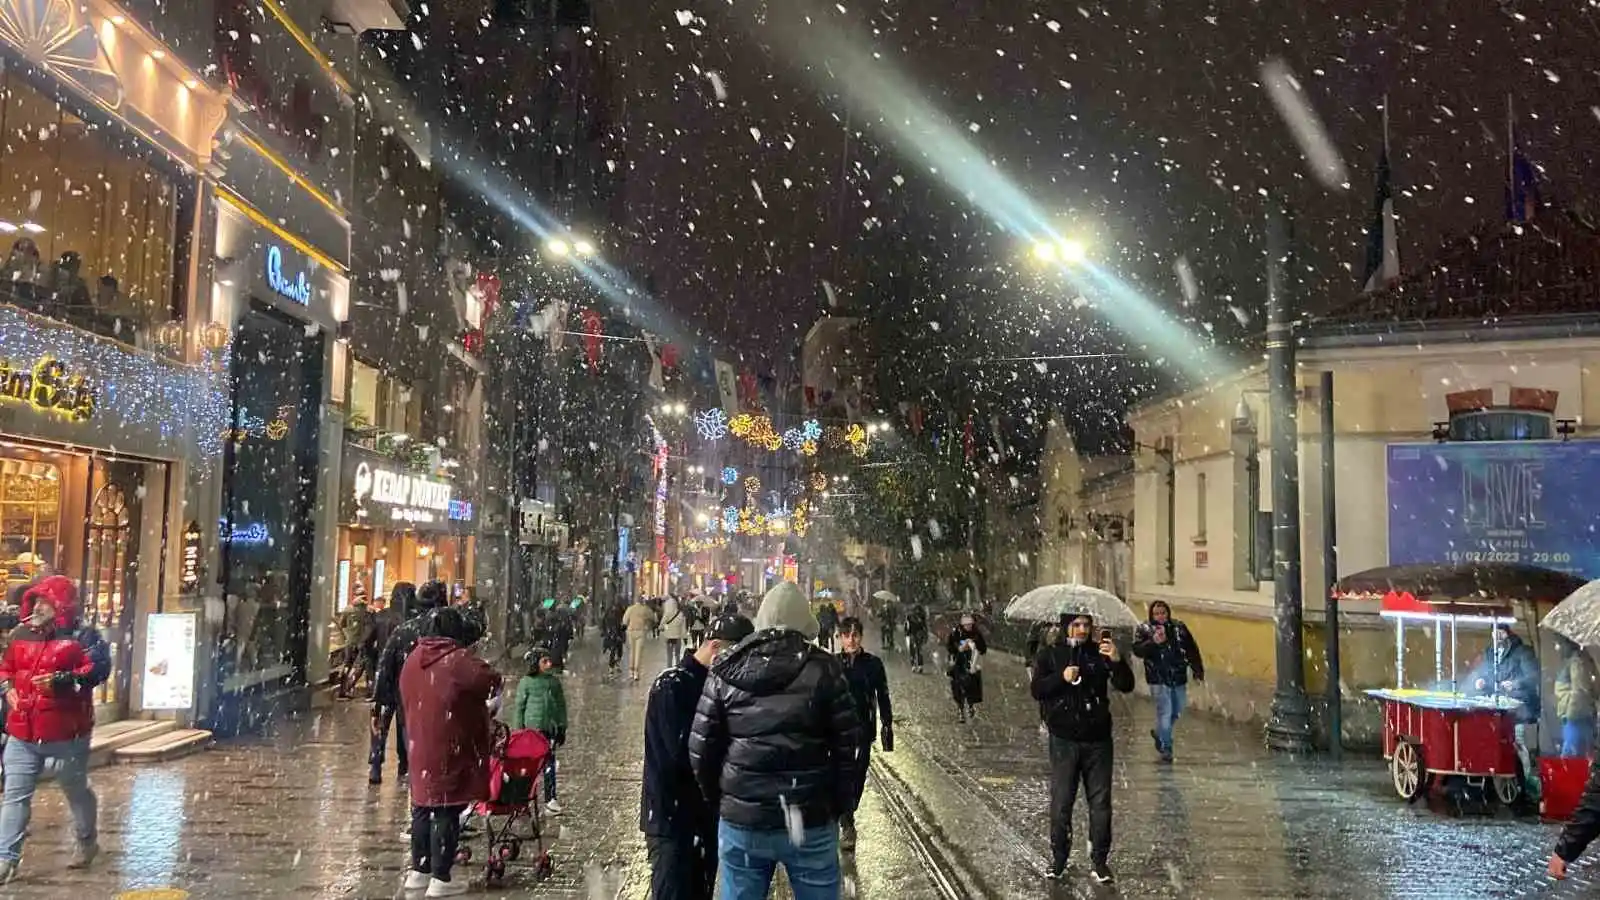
[1504,94,1542,223]
[1361,97,1399,293]
[714,360,739,416]
[642,332,665,392]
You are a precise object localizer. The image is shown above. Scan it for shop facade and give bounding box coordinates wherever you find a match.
[0,0,229,724]
[336,444,476,611]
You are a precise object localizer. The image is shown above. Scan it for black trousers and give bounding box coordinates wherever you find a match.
[1048,736,1114,868]
[908,636,926,667]
[369,705,407,775]
[842,741,872,829]
[646,831,716,900]
[410,803,467,882]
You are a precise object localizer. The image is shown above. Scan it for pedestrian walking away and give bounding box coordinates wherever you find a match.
[0,576,109,884]
[641,613,755,900]
[946,613,987,722]
[815,600,838,653]
[879,602,897,654]
[1131,600,1204,762]
[623,596,659,682]
[905,603,929,673]
[399,606,502,897]
[837,617,893,852]
[335,596,375,699]
[510,646,568,815]
[602,601,627,675]
[661,595,689,667]
[689,581,862,900]
[370,580,448,786]
[1031,613,1135,885]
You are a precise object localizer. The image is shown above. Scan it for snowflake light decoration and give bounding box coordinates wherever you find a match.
[694,408,728,440]
[744,476,762,497]
[782,427,805,451]
[723,507,740,532]
[721,466,739,485]
[801,419,823,441]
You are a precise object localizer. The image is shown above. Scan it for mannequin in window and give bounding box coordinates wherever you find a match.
[47,251,90,323]
[2,239,42,311]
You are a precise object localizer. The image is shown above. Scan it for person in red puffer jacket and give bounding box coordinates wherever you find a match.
[0,576,105,883]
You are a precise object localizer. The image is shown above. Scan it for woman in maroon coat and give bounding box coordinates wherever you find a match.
[399,607,501,897]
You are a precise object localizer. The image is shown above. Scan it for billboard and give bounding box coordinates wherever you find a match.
[1387,441,1600,580]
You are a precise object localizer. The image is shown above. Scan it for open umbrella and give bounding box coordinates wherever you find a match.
[871,590,900,603]
[1005,584,1140,629]
[1540,580,1600,649]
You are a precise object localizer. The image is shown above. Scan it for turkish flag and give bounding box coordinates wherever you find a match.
[580,309,604,371]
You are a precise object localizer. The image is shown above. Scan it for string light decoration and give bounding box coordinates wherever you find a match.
[730,413,783,451]
[721,466,739,485]
[0,306,232,462]
[723,507,740,532]
[802,419,823,441]
[801,440,818,457]
[694,407,729,440]
[743,476,761,497]
[782,427,805,451]
[810,472,828,492]
[846,423,868,457]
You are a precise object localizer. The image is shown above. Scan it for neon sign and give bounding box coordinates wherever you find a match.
[221,521,269,545]
[448,499,474,522]
[0,355,95,422]
[266,245,312,305]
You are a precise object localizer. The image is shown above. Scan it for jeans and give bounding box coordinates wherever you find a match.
[1562,718,1596,757]
[543,747,558,801]
[718,819,840,900]
[841,741,872,830]
[0,737,97,862]
[1047,736,1114,869]
[369,706,408,777]
[666,638,683,663]
[410,804,467,882]
[1151,683,1187,754]
[648,831,717,900]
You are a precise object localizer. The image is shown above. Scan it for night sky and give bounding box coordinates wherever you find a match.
[596,0,1600,384]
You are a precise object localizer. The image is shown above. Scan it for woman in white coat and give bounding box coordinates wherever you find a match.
[660,595,690,664]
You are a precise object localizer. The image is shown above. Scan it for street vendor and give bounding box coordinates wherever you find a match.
[1467,623,1541,794]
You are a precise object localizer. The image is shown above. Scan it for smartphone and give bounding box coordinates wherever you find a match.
[1100,629,1113,643]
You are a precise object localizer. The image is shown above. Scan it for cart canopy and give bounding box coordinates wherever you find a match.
[1333,563,1584,608]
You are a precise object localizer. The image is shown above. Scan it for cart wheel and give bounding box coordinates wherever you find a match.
[1493,773,1523,806]
[536,853,554,879]
[504,838,522,861]
[1391,739,1426,802]
[486,859,505,886]
[455,845,472,864]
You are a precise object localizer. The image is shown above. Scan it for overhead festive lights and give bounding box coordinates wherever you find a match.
[782,427,805,451]
[721,466,739,485]
[801,440,818,457]
[744,476,762,497]
[694,408,729,440]
[802,419,823,441]
[810,472,828,492]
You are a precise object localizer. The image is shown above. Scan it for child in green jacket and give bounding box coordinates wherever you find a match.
[512,647,568,814]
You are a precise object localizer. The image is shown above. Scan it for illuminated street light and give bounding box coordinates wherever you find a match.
[1031,237,1088,265]
[1059,239,1087,264]
[546,238,571,257]
[673,403,688,415]
[573,239,596,256]
[1031,241,1057,263]
[696,512,710,524]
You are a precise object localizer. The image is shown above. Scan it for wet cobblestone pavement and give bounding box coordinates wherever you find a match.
[0,630,1591,898]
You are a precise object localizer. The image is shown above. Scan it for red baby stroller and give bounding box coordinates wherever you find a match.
[459,724,554,886]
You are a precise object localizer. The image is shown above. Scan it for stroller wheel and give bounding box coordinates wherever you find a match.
[486,859,506,886]
[501,839,521,861]
[455,845,473,864]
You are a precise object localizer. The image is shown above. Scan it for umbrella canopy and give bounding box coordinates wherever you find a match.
[1005,584,1141,629]
[1540,580,1600,648]
[1333,563,1585,606]
[871,590,899,603]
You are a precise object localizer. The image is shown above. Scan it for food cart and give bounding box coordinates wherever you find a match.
[1340,563,1587,807]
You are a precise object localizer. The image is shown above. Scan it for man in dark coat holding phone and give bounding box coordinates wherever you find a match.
[1030,613,1134,886]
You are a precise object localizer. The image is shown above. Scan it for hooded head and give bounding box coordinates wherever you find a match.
[425,606,472,645]
[754,581,818,638]
[21,576,78,632]
[417,580,448,612]
[390,581,418,617]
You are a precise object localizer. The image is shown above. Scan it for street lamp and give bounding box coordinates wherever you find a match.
[573,239,596,256]
[1031,237,1088,265]
[546,238,571,257]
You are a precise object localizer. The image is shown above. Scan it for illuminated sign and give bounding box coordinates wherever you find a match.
[353,460,453,525]
[266,245,312,305]
[223,522,270,545]
[0,355,95,422]
[142,612,198,710]
[180,521,203,593]
[448,499,475,522]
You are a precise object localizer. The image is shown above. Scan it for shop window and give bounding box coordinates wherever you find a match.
[0,459,59,589]
[1194,471,1208,543]
[0,68,181,347]
[349,358,379,430]
[84,477,135,710]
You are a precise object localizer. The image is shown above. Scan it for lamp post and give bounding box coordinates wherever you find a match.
[1264,199,1314,752]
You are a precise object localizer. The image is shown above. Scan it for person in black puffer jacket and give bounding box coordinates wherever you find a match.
[1131,600,1204,762]
[1031,612,1134,885]
[369,580,447,785]
[688,582,861,899]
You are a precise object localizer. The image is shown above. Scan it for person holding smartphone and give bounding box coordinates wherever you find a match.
[1030,613,1134,885]
[1132,600,1204,763]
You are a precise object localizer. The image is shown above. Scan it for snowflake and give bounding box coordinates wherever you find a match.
[694,408,729,440]
[721,466,739,485]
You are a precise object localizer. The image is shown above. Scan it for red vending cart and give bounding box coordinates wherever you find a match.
[1359,589,1525,804]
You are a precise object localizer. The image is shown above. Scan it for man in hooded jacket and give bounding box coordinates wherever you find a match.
[0,576,110,882]
[399,606,500,898]
[688,582,862,899]
[370,580,446,785]
[1031,612,1134,885]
